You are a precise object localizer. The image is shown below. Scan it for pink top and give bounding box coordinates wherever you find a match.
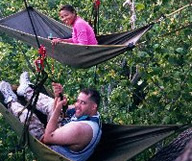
[68,16,98,45]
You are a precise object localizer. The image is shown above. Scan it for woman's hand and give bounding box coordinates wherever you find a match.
[51,38,63,45]
[51,38,72,45]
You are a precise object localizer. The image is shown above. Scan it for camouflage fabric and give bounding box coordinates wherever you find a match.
[9,92,54,139]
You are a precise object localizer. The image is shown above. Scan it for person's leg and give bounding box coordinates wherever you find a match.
[10,101,44,139]
[0,80,17,104]
[30,92,54,120]
[17,72,54,119]
[0,81,44,139]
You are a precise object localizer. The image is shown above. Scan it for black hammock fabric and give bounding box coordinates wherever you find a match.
[0,101,187,161]
[0,7,153,68]
[0,92,189,161]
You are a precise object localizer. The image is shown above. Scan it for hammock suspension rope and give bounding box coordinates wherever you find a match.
[153,3,192,23]
[120,2,192,107]
[13,0,51,159]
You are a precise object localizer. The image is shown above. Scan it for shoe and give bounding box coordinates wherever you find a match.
[17,71,33,97]
[0,81,17,104]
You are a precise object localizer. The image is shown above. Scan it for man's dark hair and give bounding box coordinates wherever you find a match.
[59,4,76,14]
[80,88,100,108]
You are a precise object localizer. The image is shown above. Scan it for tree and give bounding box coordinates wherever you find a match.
[0,0,191,160]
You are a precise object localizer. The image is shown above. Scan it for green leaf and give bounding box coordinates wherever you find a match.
[162,116,171,124]
[153,44,160,49]
[136,3,145,11]
[175,48,184,54]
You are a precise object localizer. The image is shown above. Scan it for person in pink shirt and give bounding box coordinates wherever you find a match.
[52,4,98,45]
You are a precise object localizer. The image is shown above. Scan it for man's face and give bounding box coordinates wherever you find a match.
[74,92,96,118]
[59,10,76,26]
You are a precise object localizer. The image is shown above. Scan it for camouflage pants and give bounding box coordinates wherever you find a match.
[10,92,54,140]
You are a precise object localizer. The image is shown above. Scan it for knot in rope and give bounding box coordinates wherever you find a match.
[94,0,101,8]
[35,45,46,72]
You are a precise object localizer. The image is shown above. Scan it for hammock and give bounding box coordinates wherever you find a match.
[0,92,189,161]
[0,6,153,68]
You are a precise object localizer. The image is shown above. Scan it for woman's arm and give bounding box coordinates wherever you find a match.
[51,38,73,45]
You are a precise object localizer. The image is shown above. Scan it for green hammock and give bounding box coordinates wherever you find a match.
[0,102,69,161]
[0,7,153,68]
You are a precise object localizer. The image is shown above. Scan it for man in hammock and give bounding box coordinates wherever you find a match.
[0,72,102,161]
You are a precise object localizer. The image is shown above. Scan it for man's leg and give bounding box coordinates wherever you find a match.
[10,101,45,139]
[17,72,54,120]
[0,81,44,140]
[27,92,54,120]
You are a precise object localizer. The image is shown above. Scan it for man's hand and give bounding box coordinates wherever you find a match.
[52,82,63,97]
[55,97,68,111]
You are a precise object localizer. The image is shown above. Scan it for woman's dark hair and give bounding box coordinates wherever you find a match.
[80,88,100,108]
[59,4,76,14]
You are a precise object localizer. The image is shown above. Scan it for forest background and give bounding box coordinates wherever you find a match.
[0,0,191,160]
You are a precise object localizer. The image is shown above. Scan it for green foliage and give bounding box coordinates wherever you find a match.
[0,0,191,160]
[0,114,36,160]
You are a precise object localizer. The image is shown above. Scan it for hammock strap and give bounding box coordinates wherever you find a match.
[154,3,192,23]
[22,0,57,79]
[91,0,101,35]
[137,21,192,48]
[23,0,40,48]
[51,43,55,74]
[165,3,192,18]
[160,22,192,37]
[19,71,48,148]
[13,1,44,158]
[23,0,56,80]
[47,35,56,74]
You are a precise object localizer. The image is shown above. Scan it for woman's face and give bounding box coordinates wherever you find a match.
[59,10,76,26]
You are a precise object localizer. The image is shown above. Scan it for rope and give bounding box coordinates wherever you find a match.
[160,22,192,37]
[136,2,192,47]
[136,22,192,48]
[21,49,36,73]
[23,0,57,80]
[165,3,192,18]
[92,0,100,34]
[51,43,55,74]
[127,3,192,107]
[16,1,59,154]
[135,25,192,109]
[19,71,48,147]
[23,0,40,48]
[153,3,192,23]
[92,0,101,84]
[15,0,50,158]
